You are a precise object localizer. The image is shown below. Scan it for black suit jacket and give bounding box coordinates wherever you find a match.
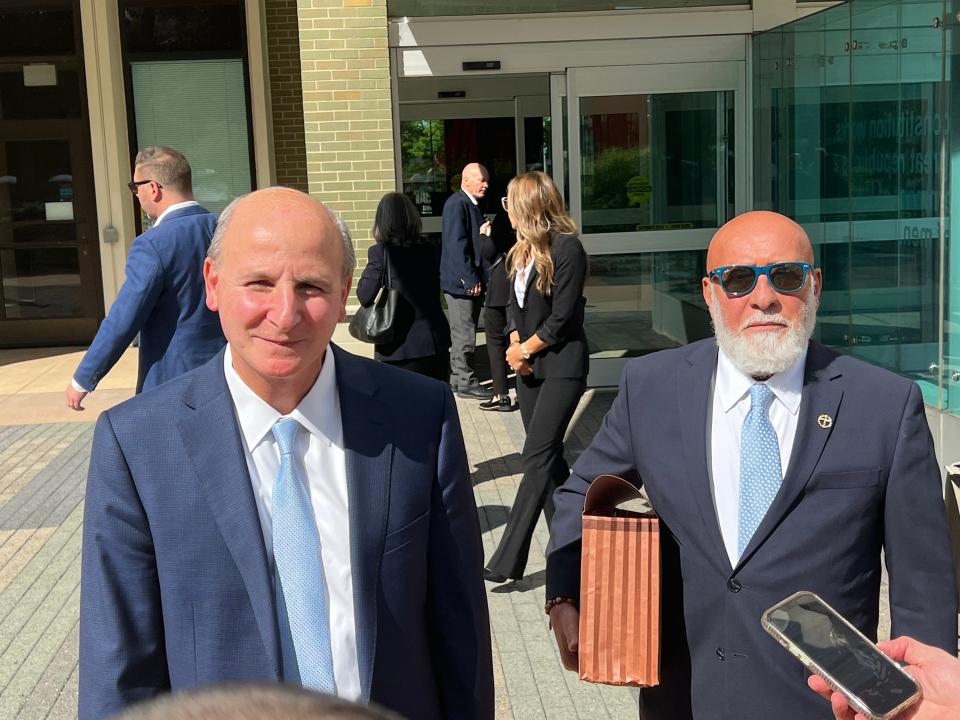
[440,190,485,296]
[480,213,516,309]
[546,338,958,720]
[508,232,589,380]
[356,241,451,362]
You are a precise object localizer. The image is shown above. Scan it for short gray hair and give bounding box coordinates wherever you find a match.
[207,189,356,278]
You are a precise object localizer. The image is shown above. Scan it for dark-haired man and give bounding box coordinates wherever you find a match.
[66,145,224,409]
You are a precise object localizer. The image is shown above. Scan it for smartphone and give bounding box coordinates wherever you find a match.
[761,591,920,720]
[483,213,496,223]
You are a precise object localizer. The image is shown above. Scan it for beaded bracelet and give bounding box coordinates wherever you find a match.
[544,596,577,616]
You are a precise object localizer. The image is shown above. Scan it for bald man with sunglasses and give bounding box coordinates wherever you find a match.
[545,211,956,720]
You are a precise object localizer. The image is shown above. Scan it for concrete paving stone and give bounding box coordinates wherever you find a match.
[0,529,57,594]
[0,507,82,639]
[41,663,78,720]
[14,620,78,720]
[508,704,547,720]
[1,582,80,717]
[0,535,81,690]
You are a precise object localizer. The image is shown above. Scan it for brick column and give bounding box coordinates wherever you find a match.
[296,0,395,278]
[266,0,309,192]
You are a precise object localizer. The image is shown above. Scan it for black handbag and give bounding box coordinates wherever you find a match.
[348,247,411,345]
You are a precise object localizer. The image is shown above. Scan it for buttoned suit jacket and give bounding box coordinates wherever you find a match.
[546,338,957,720]
[439,190,485,297]
[74,205,225,393]
[79,345,494,720]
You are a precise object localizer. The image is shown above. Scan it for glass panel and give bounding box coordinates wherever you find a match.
[523,116,548,173]
[0,6,75,58]
[585,249,711,359]
[753,0,950,410]
[579,91,734,234]
[1,246,82,318]
[0,140,74,222]
[120,4,244,55]
[0,67,82,120]
[10,223,77,245]
[399,117,515,218]
[131,59,252,213]
[388,0,745,17]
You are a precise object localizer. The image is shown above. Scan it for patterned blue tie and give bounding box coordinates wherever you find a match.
[737,383,782,558]
[271,417,336,693]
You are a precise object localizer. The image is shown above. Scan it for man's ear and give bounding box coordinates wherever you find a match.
[203,257,219,312]
[338,273,353,323]
[702,276,713,309]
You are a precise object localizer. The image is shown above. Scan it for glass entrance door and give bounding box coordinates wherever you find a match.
[562,62,747,385]
[0,0,103,347]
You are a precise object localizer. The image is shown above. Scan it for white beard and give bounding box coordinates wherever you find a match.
[709,277,817,377]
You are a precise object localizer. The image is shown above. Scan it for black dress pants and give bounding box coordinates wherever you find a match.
[486,374,586,579]
[483,304,510,398]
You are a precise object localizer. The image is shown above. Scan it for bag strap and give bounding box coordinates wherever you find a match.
[381,244,394,290]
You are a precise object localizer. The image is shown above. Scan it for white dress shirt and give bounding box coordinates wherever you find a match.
[153,199,199,226]
[223,345,360,699]
[514,257,535,308]
[709,348,806,567]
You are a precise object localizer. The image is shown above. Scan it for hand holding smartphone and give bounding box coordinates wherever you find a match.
[762,591,921,720]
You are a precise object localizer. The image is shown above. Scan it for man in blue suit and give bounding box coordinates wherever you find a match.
[79,188,494,720]
[545,211,957,719]
[66,145,224,409]
[440,162,494,400]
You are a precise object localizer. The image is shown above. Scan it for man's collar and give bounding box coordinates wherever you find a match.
[461,188,479,205]
[154,199,200,226]
[715,346,806,415]
[223,344,340,453]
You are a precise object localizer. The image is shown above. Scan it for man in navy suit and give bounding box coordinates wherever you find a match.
[66,145,224,409]
[545,211,957,719]
[440,163,494,400]
[79,188,493,720]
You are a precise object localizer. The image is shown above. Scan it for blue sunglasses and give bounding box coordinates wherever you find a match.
[708,262,812,298]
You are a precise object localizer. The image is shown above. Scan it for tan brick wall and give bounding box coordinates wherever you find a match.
[266,0,309,192]
[296,0,394,283]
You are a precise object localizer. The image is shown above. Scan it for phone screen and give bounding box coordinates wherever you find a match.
[766,593,918,717]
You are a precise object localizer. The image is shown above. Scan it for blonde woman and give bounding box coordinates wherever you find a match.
[483,171,589,584]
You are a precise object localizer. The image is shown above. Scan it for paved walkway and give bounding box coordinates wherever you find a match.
[0,331,638,720]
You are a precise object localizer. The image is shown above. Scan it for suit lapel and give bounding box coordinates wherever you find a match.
[177,351,280,676]
[735,342,843,569]
[333,345,391,702]
[677,341,732,574]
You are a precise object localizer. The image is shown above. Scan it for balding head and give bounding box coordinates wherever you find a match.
[460,163,489,199]
[208,187,356,279]
[702,211,820,377]
[202,186,355,413]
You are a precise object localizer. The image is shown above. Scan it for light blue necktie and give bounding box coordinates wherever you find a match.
[737,383,782,558]
[272,417,336,693]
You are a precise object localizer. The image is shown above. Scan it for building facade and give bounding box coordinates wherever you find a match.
[4,0,960,458]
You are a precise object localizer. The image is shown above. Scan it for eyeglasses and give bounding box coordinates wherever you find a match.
[127,179,162,194]
[708,262,812,298]
[500,196,508,211]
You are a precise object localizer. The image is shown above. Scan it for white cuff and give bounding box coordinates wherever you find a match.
[71,378,90,393]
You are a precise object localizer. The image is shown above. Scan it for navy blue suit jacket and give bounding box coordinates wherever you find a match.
[79,345,493,720]
[356,241,451,362]
[546,339,957,720]
[74,204,225,393]
[439,190,485,296]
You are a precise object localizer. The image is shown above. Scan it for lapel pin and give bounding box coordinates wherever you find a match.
[817,414,833,429]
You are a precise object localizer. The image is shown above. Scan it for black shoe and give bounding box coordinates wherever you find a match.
[482,567,509,584]
[457,385,494,400]
[478,396,514,412]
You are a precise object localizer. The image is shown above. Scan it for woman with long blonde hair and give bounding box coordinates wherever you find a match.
[483,171,589,584]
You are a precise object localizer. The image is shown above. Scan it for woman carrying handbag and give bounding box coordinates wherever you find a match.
[355,192,450,381]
